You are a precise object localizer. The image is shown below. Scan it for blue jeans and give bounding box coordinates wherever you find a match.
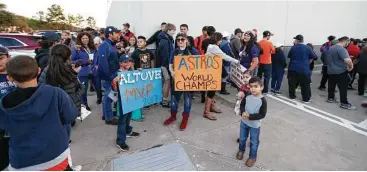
[116,112,133,145]
[102,80,114,121]
[78,76,89,105]
[222,66,231,83]
[253,67,258,77]
[257,64,272,93]
[171,91,192,113]
[238,122,260,159]
[92,75,102,100]
[271,67,285,91]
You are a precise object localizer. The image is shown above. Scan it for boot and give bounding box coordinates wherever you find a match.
[210,99,222,113]
[219,83,230,95]
[180,112,189,131]
[203,97,217,120]
[163,111,177,126]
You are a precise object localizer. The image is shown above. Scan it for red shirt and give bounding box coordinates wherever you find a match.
[194,35,208,55]
[347,44,360,57]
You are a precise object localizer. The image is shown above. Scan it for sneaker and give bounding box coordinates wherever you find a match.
[72,165,82,171]
[127,132,140,138]
[96,98,102,105]
[102,116,105,121]
[219,90,230,95]
[327,98,338,103]
[117,143,129,151]
[302,100,312,104]
[289,96,296,100]
[273,90,282,94]
[105,118,118,125]
[270,88,275,93]
[340,103,357,110]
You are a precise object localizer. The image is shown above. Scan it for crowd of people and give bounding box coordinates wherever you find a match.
[0,21,366,170]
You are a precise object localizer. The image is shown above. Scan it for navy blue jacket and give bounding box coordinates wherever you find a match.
[0,84,77,169]
[97,39,119,81]
[220,40,235,67]
[157,32,174,68]
[71,47,96,77]
[288,43,317,75]
[271,49,287,69]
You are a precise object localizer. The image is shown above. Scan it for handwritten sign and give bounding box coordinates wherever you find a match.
[230,63,247,88]
[174,55,222,91]
[118,68,163,114]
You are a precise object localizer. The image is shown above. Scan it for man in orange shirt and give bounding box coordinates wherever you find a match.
[258,30,275,94]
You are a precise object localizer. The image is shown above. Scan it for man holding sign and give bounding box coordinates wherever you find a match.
[165,33,199,131]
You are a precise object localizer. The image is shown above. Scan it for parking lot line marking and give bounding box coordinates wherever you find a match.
[358,119,367,129]
[267,94,367,137]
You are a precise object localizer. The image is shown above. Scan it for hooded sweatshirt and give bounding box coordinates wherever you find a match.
[0,84,77,169]
[157,32,174,68]
[35,48,50,72]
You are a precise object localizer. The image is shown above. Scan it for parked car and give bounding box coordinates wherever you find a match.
[0,34,41,50]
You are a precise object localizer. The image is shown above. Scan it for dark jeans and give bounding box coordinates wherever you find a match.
[287,70,311,101]
[78,76,89,105]
[271,66,284,91]
[328,71,350,104]
[92,75,102,100]
[358,73,367,95]
[319,66,328,88]
[238,122,260,159]
[116,112,133,145]
[348,68,357,86]
[257,64,272,93]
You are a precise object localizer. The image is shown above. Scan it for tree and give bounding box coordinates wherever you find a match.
[33,11,45,22]
[0,3,6,11]
[46,4,66,24]
[86,16,96,28]
[74,14,84,28]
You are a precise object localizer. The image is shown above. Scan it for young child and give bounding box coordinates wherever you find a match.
[0,55,77,171]
[236,77,267,167]
[234,70,253,116]
[112,55,140,151]
[131,36,155,70]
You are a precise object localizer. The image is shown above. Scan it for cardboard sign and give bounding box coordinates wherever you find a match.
[230,63,247,88]
[118,68,163,114]
[174,55,223,91]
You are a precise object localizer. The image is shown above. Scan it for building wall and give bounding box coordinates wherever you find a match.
[107,1,367,46]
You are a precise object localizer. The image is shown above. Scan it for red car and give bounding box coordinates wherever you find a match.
[0,34,41,50]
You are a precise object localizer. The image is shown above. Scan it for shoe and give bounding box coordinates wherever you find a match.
[90,87,95,92]
[236,151,244,160]
[303,100,312,104]
[102,116,105,120]
[289,96,296,100]
[327,98,338,103]
[270,88,275,93]
[180,113,190,131]
[219,90,230,95]
[127,132,140,138]
[236,138,239,143]
[105,118,118,125]
[163,111,177,126]
[318,87,326,91]
[117,143,129,151]
[69,140,72,146]
[273,90,282,94]
[361,100,367,108]
[348,85,355,90]
[340,103,357,110]
[161,100,170,108]
[71,120,76,127]
[84,104,91,111]
[72,165,82,171]
[96,98,102,105]
[245,158,256,167]
[203,97,217,120]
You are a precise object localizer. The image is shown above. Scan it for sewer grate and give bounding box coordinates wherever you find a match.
[112,143,196,171]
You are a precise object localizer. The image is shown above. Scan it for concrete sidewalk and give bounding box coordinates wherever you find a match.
[69,73,367,171]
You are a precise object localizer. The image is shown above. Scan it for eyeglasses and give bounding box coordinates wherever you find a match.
[176,38,186,42]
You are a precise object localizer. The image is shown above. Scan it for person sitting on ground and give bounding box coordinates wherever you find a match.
[236,77,267,168]
[0,55,79,171]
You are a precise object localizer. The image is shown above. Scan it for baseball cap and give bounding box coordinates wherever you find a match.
[42,32,61,42]
[293,34,304,41]
[0,45,9,55]
[104,26,121,36]
[123,23,130,28]
[274,42,283,48]
[119,54,134,63]
[263,30,274,37]
[234,28,244,35]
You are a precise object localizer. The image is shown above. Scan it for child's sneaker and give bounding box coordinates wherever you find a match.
[245,158,256,167]
[236,151,244,160]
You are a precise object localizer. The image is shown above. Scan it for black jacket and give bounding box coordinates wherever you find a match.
[38,66,84,117]
[357,52,367,75]
[35,48,50,72]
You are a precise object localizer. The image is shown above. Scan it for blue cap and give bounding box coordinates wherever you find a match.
[42,32,61,42]
[105,26,121,37]
[119,54,134,63]
[293,34,304,41]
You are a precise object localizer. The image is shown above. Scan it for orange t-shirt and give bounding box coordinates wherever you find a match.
[259,40,275,64]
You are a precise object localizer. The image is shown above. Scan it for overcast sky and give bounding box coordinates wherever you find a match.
[2,0,108,27]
